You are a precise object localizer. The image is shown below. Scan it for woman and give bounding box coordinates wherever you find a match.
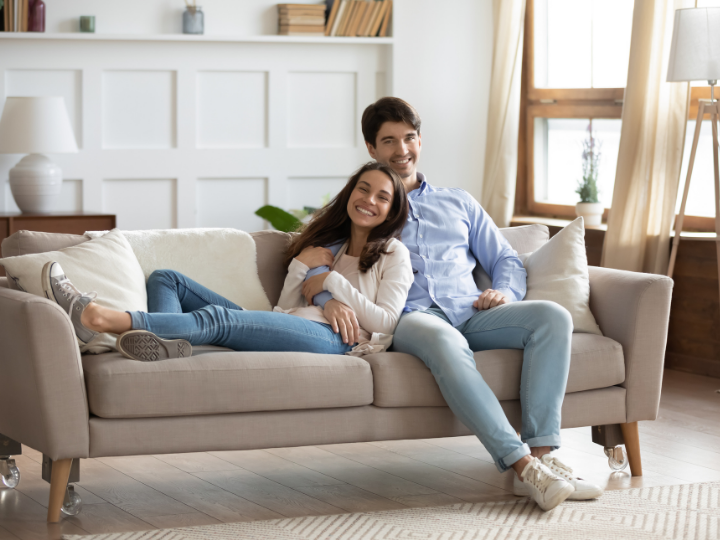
[42,162,413,361]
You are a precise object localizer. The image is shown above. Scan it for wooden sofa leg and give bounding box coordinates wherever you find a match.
[47,458,72,523]
[620,422,642,477]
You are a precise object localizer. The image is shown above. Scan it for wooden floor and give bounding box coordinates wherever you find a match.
[1,369,719,539]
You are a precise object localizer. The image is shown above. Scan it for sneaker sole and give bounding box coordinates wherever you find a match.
[41,261,88,347]
[117,330,192,362]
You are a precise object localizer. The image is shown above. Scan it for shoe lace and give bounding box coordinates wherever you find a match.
[525,460,555,494]
[66,290,98,316]
[542,456,574,480]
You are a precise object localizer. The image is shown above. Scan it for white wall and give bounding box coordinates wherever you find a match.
[392,0,493,202]
[1,0,493,229]
[43,0,285,35]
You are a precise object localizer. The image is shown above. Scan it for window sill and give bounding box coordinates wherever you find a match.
[511,215,717,240]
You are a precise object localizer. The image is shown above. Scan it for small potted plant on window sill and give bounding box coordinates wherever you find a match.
[575,121,603,226]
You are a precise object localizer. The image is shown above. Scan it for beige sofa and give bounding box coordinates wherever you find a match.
[0,225,674,523]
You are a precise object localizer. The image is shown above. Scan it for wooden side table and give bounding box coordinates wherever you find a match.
[0,212,116,276]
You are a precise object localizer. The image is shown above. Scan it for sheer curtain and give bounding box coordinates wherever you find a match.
[481,0,526,227]
[601,0,694,274]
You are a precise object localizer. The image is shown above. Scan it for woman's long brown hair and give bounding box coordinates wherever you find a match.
[284,162,408,273]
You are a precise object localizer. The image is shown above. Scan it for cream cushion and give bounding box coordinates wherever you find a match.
[520,217,602,335]
[0,229,147,353]
[82,346,374,419]
[86,228,272,311]
[367,333,624,407]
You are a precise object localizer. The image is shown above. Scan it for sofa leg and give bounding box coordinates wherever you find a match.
[620,422,642,477]
[47,458,72,523]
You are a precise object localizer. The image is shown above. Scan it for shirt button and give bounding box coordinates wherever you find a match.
[419,234,423,238]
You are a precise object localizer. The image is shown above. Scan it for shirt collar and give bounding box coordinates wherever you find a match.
[409,172,431,199]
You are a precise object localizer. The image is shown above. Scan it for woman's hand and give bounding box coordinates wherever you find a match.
[302,272,330,304]
[324,299,360,345]
[296,246,334,269]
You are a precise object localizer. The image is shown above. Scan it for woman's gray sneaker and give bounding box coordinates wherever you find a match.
[117,330,192,362]
[41,261,98,346]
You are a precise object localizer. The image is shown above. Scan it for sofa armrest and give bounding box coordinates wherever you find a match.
[587,266,673,423]
[0,287,89,460]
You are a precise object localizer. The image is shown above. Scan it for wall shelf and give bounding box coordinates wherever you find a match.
[0,32,393,45]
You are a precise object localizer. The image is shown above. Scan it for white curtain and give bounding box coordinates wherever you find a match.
[601,0,694,274]
[481,0,526,227]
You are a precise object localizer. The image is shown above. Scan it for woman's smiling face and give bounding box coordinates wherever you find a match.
[346,170,395,231]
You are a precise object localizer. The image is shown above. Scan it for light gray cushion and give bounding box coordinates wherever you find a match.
[82,346,374,419]
[1,230,88,258]
[367,333,624,407]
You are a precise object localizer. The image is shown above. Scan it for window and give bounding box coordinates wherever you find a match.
[519,0,719,231]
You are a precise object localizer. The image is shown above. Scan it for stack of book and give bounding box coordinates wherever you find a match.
[1,0,42,32]
[278,3,327,36]
[324,0,392,37]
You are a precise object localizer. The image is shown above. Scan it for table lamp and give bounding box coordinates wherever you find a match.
[666,7,720,280]
[0,96,78,214]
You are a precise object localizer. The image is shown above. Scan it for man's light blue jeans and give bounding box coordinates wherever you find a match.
[392,301,573,472]
[128,269,352,354]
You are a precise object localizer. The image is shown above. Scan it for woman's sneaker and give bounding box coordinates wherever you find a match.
[536,455,604,500]
[513,457,575,511]
[117,330,192,362]
[41,261,99,346]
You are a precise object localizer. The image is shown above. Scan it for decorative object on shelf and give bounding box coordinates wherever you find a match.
[278,3,326,36]
[0,97,78,214]
[28,0,44,32]
[667,7,720,283]
[79,15,94,33]
[575,120,603,226]
[183,1,203,34]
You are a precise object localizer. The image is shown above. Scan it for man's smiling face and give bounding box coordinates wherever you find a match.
[366,121,422,184]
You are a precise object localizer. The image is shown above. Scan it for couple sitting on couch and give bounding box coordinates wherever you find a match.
[42,97,603,512]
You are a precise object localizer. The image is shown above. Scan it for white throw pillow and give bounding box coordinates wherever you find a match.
[85,228,272,312]
[519,217,602,335]
[0,229,148,353]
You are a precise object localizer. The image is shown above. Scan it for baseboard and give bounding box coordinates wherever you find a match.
[665,352,720,379]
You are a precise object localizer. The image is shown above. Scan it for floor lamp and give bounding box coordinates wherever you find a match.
[666,7,720,281]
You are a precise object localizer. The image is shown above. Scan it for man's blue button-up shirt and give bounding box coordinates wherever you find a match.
[310,173,527,327]
[401,174,527,326]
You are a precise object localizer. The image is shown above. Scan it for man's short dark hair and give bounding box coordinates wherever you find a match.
[361,97,422,147]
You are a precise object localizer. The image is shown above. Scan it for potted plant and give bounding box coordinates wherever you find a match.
[575,121,603,226]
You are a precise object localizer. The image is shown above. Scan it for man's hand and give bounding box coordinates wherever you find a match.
[302,272,330,304]
[296,246,334,268]
[323,299,360,345]
[473,289,509,310]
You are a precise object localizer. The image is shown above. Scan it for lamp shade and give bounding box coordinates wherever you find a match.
[667,7,720,82]
[0,96,78,154]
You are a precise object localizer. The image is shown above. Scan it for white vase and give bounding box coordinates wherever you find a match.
[8,154,63,214]
[575,202,603,226]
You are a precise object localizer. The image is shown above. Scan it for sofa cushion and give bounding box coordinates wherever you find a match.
[366,333,624,407]
[1,230,88,259]
[82,346,374,419]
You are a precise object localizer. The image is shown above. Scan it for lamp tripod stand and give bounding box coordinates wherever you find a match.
[667,81,720,291]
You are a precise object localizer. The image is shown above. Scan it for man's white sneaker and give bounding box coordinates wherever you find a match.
[538,455,604,500]
[512,457,575,511]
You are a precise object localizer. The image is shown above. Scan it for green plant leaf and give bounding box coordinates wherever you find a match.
[255,205,303,233]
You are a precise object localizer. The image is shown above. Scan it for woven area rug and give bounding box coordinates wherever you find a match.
[63,482,720,540]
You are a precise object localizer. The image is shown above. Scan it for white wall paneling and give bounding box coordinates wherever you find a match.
[0,35,391,231]
[196,177,267,231]
[197,71,267,149]
[103,178,177,230]
[287,177,349,211]
[103,70,177,149]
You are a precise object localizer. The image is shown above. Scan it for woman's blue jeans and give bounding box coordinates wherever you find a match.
[392,301,573,473]
[128,270,352,354]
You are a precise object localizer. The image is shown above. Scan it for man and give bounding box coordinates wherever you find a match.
[311,97,603,511]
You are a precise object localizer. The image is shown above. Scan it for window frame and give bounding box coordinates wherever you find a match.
[517,0,716,232]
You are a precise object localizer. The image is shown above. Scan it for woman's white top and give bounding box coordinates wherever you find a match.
[274,238,414,356]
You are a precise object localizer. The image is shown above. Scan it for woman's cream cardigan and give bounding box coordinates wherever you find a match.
[275,238,414,355]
